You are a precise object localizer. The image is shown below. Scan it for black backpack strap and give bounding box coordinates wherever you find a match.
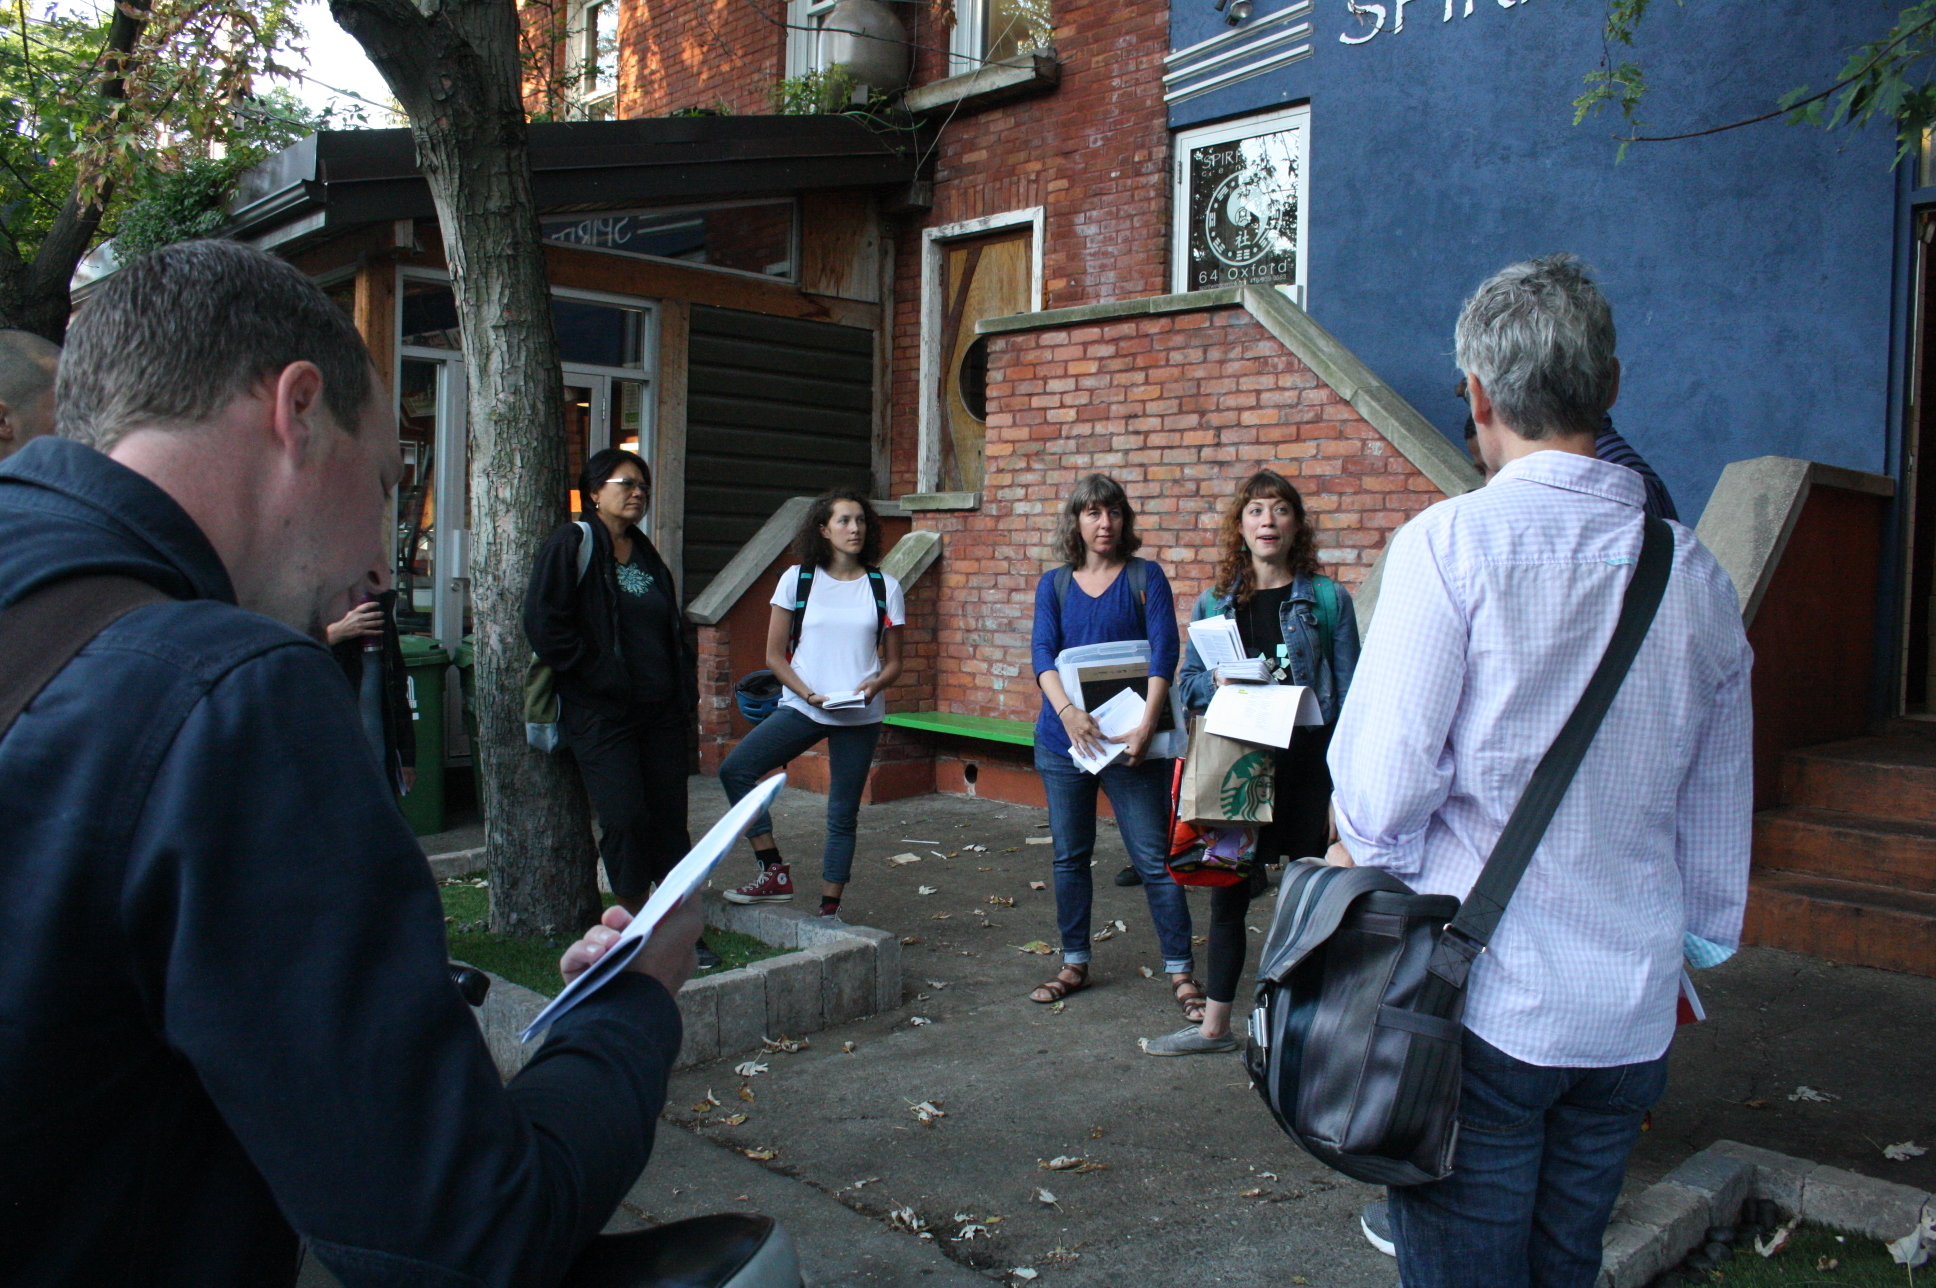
[1428,515,1674,989]
[1127,557,1147,613]
[866,567,888,646]
[1052,565,1072,614]
[0,575,171,740]
[785,565,815,657]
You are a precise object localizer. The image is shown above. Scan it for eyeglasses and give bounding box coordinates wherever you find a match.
[603,478,648,493]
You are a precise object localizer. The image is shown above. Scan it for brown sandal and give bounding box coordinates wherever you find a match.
[1172,976,1207,1024]
[1030,964,1089,1004]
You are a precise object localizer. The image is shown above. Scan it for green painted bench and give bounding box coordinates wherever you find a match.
[882,711,1035,748]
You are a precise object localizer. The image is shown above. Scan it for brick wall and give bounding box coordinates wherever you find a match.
[919,304,1447,724]
[620,0,785,117]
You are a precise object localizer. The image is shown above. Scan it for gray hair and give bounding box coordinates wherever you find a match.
[58,239,374,450]
[1454,254,1616,440]
[0,330,60,411]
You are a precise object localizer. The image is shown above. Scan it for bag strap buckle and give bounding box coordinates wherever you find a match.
[1426,925,1485,990]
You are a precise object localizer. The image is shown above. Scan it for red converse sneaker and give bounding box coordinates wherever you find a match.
[724,863,793,904]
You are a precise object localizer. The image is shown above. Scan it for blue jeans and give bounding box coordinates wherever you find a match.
[1389,1028,1670,1288]
[718,707,882,885]
[1033,746,1193,974]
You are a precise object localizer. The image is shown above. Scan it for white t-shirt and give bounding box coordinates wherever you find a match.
[771,565,906,725]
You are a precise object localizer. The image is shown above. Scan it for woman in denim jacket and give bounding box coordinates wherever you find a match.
[1143,469,1361,1055]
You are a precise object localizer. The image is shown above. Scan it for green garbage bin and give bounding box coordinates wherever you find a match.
[398,636,450,837]
[453,635,476,750]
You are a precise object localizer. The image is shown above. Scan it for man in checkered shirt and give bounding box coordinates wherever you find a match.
[1329,255,1753,1288]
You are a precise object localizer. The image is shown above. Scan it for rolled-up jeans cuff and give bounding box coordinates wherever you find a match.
[1164,957,1194,976]
[1061,950,1092,966]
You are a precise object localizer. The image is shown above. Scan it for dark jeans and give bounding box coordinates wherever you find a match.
[718,707,881,885]
[1389,1029,1670,1288]
[1033,746,1193,973]
[1205,724,1332,1005]
[563,699,692,900]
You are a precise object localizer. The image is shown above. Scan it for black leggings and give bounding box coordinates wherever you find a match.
[562,698,693,900]
[1205,724,1333,1006]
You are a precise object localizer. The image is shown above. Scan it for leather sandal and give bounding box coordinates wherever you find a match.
[1172,976,1207,1024]
[1029,964,1089,1004]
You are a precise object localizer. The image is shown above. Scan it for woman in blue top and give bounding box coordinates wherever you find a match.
[1028,474,1198,1014]
[1143,469,1360,1056]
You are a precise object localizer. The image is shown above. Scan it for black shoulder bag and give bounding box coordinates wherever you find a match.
[1244,516,1673,1187]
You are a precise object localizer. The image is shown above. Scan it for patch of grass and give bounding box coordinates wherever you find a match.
[439,875,786,998]
[1694,1224,1912,1286]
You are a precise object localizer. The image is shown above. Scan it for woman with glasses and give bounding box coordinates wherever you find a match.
[524,449,717,965]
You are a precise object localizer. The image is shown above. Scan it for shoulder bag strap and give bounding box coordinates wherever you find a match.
[786,565,815,657]
[1311,575,1338,670]
[1428,515,1674,988]
[573,520,595,584]
[1052,565,1072,614]
[1127,557,1147,613]
[0,576,172,741]
[865,567,888,646]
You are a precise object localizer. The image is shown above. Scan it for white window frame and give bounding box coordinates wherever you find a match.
[1170,103,1311,306]
[786,0,841,79]
[571,0,618,118]
[917,206,1045,493]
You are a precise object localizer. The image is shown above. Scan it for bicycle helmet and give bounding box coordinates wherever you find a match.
[734,669,783,724]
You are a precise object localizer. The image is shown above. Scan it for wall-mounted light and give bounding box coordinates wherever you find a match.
[1212,0,1253,26]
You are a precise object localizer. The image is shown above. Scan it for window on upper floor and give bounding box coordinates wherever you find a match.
[576,0,618,117]
[950,0,1053,75]
[785,0,842,79]
[1172,104,1309,305]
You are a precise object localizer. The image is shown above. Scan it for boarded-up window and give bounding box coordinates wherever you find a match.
[683,306,875,601]
[936,228,1031,493]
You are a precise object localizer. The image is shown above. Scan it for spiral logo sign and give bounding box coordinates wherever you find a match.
[1181,115,1304,293]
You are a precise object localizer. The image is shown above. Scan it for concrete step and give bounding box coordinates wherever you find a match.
[1743,870,1936,977]
[1754,806,1936,894]
[1782,736,1936,823]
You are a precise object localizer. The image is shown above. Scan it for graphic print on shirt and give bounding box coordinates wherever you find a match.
[615,561,655,597]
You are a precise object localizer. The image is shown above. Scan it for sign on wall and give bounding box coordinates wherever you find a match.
[1172,105,1309,300]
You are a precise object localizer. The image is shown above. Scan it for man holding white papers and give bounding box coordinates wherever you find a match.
[1027,474,1198,1015]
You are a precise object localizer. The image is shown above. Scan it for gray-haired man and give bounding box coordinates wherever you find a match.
[1330,255,1752,1287]
[0,328,60,461]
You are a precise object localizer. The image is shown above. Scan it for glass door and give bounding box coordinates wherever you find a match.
[393,354,470,652]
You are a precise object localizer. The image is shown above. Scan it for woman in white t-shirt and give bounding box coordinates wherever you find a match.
[720,489,905,918]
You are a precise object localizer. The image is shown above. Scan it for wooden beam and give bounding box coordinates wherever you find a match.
[655,299,690,596]
[541,244,878,328]
[353,255,398,400]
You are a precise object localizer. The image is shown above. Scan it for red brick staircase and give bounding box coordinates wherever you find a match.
[1746,734,1936,976]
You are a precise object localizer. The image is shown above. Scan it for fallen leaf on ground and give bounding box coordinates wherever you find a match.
[1887,1208,1935,1267]
[720,1112,747,1126]
[1756,1216,1800,1257]
[1004,847,1021,853]
[1017,940,1055,955]
[925,979,949,989]
[954,1224,988,1241]
[1788,1085,1838,1103]
[737,1085,755,1102]
[1258,1171,1277,1180]
[1138,966,1154,978]
[842,1041,856,1053]
[908,1099,947,1126]
[910,1016,932,1026]
[987,894,1015,907]
[1050,1000,1065,1013]
[978,866,994,872]
[1090,1126,1105,1139]
[1011,1270,1039,1281]
[900,935,922,945]
[1042,1247,1081,1268]
[1291,1277,1310,1285]
[1040,1156,1085,1170]
[887,853,923,865]
[949,851,960,858]
[931,912,952,920]
[690,1095,717,1114]
[1074,1162,1107,1173]
[1025,837,1052,845]
[917,886,938,896]
[761,1036,807,1053]
[1818,1256,1839,1271]
[888,1204,928,1233]
[742,1147,777,1161]
[1745,1099,1768,1109]
[1029,881,1046,890]
[1034,1189,1058,1206]
[966,844,988,852]
[840,1177,881,1191]
[1884,1141,1929,1161]
[733,1060,769,1077]
[1191,935,1208,945]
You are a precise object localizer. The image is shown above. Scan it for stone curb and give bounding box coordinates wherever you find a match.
[463,894,903,1079]
[1595,1141,1936,1288]
[426,847,484,880]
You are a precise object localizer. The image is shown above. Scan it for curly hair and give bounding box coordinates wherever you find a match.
[1051,473,1142,567]
[1211,470,1321,607]
[793,488,884,570]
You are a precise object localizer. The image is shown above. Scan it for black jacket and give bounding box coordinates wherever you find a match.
[0,438,682,1287]
[331,588,415,790]
[523,518,698,716]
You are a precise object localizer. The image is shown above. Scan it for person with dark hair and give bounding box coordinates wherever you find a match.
[1143,469,1359,1056]
[524,448,708,950]
[1027,473,1196,1011]
[718,488,905,920]
[0,239,702,1283]
[0,329,60,461]
[325,587,416,796]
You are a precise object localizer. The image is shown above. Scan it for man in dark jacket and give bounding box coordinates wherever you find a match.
[0,240,697,1285]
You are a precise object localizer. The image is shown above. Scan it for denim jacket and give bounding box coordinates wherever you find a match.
[1176,572,1361,724]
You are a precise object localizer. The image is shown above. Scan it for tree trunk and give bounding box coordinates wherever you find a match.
[332,0,600,938]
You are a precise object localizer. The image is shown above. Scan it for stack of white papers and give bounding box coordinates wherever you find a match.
[1217,659,1269,682]
[1187,617,1247,670]
[518,773,789,1041]
[1203,683,1321,749]
[1068,686,1146,775]
[819,691,867,710]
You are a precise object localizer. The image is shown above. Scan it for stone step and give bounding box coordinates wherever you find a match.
[1782,736,1936,824]
[1743,870,1936,977]
[1753,806,1936,894]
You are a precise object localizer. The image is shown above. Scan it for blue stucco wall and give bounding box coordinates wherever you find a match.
[1169,0,1905,517]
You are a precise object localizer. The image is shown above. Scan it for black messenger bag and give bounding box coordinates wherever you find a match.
[1244,516,1672,1187]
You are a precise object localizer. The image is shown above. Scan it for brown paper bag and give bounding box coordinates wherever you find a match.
[1177,717,1275,825]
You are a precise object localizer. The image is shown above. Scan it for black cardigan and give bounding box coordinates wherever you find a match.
[523,518,698,716]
